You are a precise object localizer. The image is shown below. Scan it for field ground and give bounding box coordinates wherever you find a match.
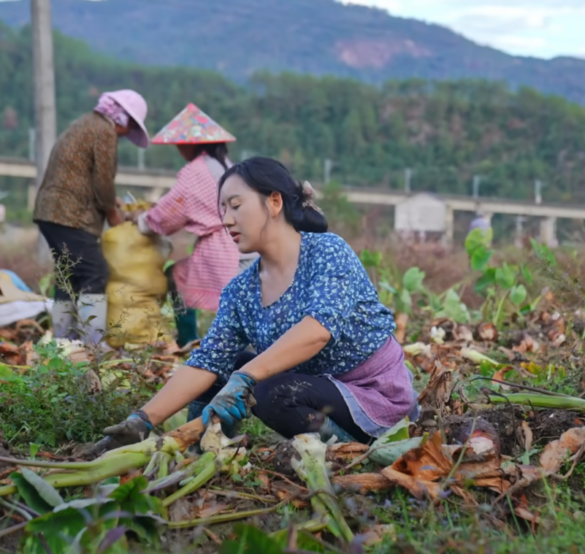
[1,229,585,553]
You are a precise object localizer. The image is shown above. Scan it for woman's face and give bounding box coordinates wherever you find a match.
[220,174,281,254]
[177,144,197,162]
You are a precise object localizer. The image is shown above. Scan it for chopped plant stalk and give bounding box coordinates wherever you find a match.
[291,433,354,543]
[157,452,171,480]
[178,452,216,486]
[162,455,217,507]
[486,392,585,413]
[143,451,167,479]
[0,417,221,499]
[167,495,298,529]
[270,518,330,540]
[0,452,150,497]
[461,348,500,367]
[402,343,431,357]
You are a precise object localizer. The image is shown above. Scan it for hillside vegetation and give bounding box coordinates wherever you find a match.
[1,22,585,211]
[1,0,585,104]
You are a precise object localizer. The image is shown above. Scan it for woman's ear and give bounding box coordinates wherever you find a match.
[267,192,284,217]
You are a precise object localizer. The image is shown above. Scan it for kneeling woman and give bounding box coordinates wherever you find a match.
[103,157,419,448]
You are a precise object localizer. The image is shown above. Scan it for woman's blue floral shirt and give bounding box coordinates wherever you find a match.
[186,232,396,383]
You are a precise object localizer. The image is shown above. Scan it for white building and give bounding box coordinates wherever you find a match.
[395,193,447,239]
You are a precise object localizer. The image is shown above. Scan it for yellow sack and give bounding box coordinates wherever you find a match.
[102,222,173,349]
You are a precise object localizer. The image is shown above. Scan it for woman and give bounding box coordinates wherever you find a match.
[33,89,150,345]
[103,157,419,448]
[133,103,252,347]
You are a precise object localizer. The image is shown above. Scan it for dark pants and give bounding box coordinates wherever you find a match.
[165,264,198,346]
[38,221,108,301]
[189,351,370,443]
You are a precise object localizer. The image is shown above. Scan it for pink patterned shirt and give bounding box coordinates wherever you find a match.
[144,155,239,311]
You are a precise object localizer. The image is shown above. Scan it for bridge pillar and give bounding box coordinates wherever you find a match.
[515,216,526,248]
[442,204,454,247]
[540,216,558,248]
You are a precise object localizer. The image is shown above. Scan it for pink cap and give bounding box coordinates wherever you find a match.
[103,89,150,148]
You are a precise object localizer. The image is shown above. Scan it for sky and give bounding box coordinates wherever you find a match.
[338,0,585,59]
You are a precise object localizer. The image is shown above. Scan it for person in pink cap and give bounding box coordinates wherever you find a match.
[33,89,150,345]
[129,103,255,347]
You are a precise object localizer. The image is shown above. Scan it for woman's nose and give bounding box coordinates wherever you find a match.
[223,210,235,226]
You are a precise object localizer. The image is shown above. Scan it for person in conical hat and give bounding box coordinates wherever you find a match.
[132,104,255,347]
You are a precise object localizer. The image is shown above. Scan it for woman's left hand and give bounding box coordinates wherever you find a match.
[202,372,257,427]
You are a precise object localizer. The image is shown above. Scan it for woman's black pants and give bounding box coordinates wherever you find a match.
[187,351,370,443]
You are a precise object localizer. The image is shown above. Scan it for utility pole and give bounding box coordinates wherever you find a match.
[323,159,333,185]
[137,148,145,170]
[404,168,412,194]
[32,0,57,263]
[534,179,543,204]
[472,175,481,199]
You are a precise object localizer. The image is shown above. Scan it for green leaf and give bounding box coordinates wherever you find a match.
[379,417,411,443]
[0,363,15,379]
[369,437,425,466]
[470,245,493,272]
[379,280,397,294]
[25,507,87,554]
[510,285,527,306]
[108,476,163,517]
[521,264,533,286]
[402,267,426,293]
[125,514,166,546]
[21,468,64,507]
[474,268,497,293]
[435,289,470,324]
[465,228,492,257]
[530,238,557,267]
[495,263,517,290]
[220,524,284,554]
[360,249,383,269]
[29,443,41,460]
[10,471,54,514]
[397,288,412,314]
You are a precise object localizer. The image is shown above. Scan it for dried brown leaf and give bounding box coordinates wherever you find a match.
[540,427,585,474]
[257,471,271,492]
[477,323,498,342]
[326,442,369,463]
[392,432,452,481]
[522,421,533,453]
[514,506,541,524]
[380,466,442,500]
[361,524,396,546]
[417,366,454,412]
[197,502,231,519]
[332,473,392,492]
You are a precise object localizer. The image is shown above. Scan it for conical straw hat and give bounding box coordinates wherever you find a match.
[151,103,236,145]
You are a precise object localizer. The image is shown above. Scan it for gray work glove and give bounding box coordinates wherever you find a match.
[96,410,153,454]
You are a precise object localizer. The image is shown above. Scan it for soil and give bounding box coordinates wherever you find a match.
[437,407,585,458]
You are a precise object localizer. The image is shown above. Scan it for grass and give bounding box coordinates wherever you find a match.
[371,496,585,553]
[3,234,585,552]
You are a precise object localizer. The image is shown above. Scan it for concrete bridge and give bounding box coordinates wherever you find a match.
[1,156,580,246]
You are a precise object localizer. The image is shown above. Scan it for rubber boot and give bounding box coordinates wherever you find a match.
[174,307,198,348]
[77,293,109,347]
[51,300,76,339]
[318,416,357,444]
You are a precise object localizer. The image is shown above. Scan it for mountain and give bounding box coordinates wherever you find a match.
[1,0,585,104]
[2,20,585,216]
